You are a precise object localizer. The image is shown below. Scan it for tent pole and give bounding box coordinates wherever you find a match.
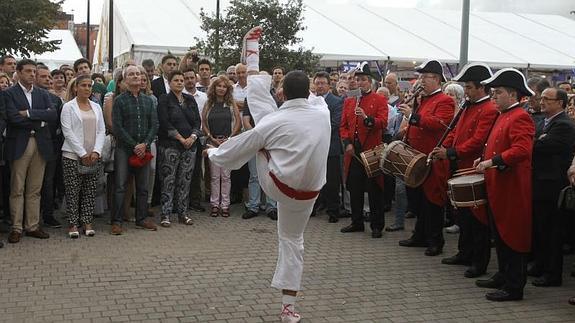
[108,0,114,71]
[215,0,220,69]
[459,0,470,70]
[86,0,90,60]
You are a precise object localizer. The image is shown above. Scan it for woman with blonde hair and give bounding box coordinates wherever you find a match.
[202,75,241,217]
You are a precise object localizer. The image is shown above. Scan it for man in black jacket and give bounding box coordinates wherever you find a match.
[151,54,178,99]
[530,88,575,286]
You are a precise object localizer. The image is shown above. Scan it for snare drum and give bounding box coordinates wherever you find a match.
[447,174,487,208]
[380,141,430,188]
[360,144,385,178]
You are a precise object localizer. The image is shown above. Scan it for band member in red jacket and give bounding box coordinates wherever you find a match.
[340,62,388,238]
[431,63,499,278]
[398,60,455,256]
[474,68,535,302]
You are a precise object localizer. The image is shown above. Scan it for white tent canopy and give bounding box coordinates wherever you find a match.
[93,0,575,70]
[22,29,83,70]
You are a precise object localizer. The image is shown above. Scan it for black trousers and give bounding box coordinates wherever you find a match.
[346,157,384,232]
[489,210,527,293]
[406,186,444,247]
[457,208,491,271]
[316,155,341,216]
[40,158,58,219]
[532,200,564,281]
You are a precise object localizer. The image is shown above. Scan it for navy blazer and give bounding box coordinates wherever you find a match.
[4,84,58,161]
[324,92,344,156]
[532,111,575,201]
[151,77,167,100]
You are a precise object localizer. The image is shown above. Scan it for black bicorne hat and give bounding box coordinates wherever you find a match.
[353,61,371,76]
[452,62,493,82]
[481,68,534,97]
[415,59,446,82]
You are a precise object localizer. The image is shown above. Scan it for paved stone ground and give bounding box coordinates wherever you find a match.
[0,205,574,323]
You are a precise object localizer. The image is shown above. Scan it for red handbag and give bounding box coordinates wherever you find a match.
[128,151,153,168]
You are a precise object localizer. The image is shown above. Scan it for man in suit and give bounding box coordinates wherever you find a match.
[398,60,455,256]
[4,59,58,243]
[313,71,344,223]
[475,68,535,301]
[35,64,63,229]
[151,54,178,99]
[530,88,575,287]
[340,62,388,238]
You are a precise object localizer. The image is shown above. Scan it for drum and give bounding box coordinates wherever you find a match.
[379,141,430,188]
[360,144,385,178]
[447,174,487,208]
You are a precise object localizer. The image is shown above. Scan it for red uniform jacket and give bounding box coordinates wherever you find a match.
[483,105,534,253]
[443,98,499,224]
[340,91,388,186]
[406,91,454,205]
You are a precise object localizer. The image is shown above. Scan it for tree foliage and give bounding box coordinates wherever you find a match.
[0,0,63,57]
[197,0,320,73]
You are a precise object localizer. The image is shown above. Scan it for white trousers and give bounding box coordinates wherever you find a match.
[256,152,315,291]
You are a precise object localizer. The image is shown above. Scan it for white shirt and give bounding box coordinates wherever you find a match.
[208,75,331,191]
[233,82,248,103]
[183,88,208,117]
[60,98,106,159]
[163,77,170,94]
[18,82,33,107]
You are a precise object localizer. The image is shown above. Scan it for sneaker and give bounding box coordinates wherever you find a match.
[267,210,278,221]
[136,218,157,231]
[445,224,460,234]
[242,210,258,219]
[160,216,171,227]
[280,305,301,323]
[44,216,62,228]
[68,226,79,239]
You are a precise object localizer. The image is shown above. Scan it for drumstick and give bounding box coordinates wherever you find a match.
[452,169,480,177]
[453,167,476,175]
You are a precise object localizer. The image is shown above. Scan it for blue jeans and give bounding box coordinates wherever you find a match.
[113,147,150,225]
[394,179,407,227]
[246,156,276,213]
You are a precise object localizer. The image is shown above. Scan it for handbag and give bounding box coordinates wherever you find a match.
[557,185,575,211]
[78,160,100,175]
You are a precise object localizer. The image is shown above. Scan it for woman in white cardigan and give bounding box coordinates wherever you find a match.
[60,75,106,238]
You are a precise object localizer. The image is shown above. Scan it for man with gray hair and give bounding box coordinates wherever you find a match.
[226,65,237,83]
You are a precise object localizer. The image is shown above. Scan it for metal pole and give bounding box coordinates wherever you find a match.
[108,0,114,70]
[459,0,470,70]
[86,0,90,60]
[215,0,220,68]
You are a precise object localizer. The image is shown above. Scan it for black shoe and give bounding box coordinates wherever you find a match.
[372,231,383,238]
[532,277,562,287]
[242,210,259,219]
[526,264,543,277]
[404,211,416,219]
[340,224,365,233]
[267,210,278,221]
[328,216,339,223]
[43,216,62,228]
[310,209,317,217]
[485,289,523,302]
[424,246,443,256]
[476,274,505,289]
[464,266,485,278]
[189,204,206,212]
[441,253,471,266]
[398,237,427,247]
[0,241,3,248]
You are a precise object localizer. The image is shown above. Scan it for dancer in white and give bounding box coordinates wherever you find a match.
[205,27,330,322]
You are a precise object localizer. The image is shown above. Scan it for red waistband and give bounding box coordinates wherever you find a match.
[269,172,320,200]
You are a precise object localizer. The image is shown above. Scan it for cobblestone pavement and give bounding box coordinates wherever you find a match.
[0,205,574,323]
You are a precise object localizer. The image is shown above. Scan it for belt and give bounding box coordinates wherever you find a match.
[260,149,319,201]
[269,172,319,200]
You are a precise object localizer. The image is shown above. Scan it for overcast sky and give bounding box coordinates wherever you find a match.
[62,0,574,24]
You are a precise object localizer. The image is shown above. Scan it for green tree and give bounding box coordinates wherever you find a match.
[197,0,320,73]
[0,0,63,57]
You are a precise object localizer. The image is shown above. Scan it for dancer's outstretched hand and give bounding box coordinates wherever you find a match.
[242,26,263,73]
